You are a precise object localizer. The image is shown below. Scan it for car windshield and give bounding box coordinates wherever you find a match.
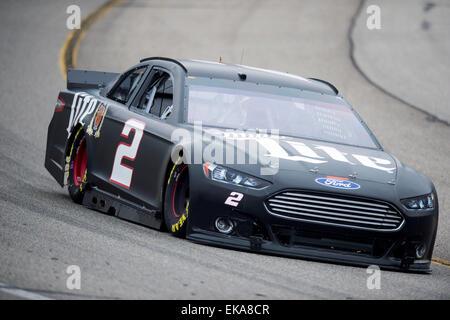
[186,78,377,149]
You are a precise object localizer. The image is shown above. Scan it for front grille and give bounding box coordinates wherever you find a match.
[265,191,404,231]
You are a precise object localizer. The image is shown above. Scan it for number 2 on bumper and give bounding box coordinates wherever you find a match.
[225,192,244,207]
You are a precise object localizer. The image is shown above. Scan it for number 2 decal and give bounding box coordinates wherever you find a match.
[109,118,146,189]
[225,192,244,207]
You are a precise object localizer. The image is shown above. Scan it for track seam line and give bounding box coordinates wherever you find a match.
[0,282,53,300]
[348,0,449,126]
[59,0,124,80]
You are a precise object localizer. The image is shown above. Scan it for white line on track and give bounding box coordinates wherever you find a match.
[0,282,53,300]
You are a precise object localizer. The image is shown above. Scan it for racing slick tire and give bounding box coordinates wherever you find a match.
[164,161,190,237]
[67,127,88,204]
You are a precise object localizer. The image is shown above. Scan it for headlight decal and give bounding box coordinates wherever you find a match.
[203,163,270,189]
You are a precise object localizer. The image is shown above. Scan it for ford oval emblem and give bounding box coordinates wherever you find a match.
[315,177,360,190]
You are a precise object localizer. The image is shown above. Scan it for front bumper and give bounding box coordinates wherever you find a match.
[187,228,433,273]
[187,166,438,273]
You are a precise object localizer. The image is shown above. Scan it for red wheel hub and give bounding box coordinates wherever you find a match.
[73,138,87,186]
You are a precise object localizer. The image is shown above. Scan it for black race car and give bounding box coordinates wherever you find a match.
[45,57,438,273]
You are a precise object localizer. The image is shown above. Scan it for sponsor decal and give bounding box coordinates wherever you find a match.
[86,103,108,138]
[67,92,99,137]
[55,96,65,112]
[171,201,189,232]
[172,124,396,175]
[65,126,84,184]
[315,176,360,190]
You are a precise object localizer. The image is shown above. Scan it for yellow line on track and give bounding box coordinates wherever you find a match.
[59,0,124,80]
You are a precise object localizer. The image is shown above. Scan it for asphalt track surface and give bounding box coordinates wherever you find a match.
[0,0,449,299]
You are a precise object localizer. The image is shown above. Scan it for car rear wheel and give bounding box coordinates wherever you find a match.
[67,127,88,204]
[164,162,190,237]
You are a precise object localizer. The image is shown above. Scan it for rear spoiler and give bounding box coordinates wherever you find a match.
[67,69,119,90]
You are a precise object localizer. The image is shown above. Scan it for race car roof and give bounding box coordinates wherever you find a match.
[180,59,337,95]
[140,57,337,95]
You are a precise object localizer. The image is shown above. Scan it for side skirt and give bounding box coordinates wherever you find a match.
[82,186,162,229]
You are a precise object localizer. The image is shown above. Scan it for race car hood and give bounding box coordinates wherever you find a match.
[178,126,435,199]
[196,129,398,185]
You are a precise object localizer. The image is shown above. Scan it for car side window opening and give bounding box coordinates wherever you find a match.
[160,78,173,119]
[135,70,174,119]
[108,67,146,104]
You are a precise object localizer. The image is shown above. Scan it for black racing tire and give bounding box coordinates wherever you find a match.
[163,161,190,237]
[67,127,88,204]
